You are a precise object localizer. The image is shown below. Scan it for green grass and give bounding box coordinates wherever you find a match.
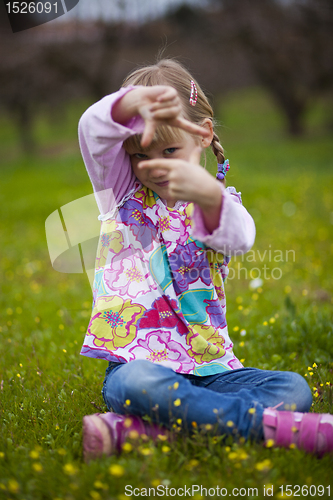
[0,87,333,499]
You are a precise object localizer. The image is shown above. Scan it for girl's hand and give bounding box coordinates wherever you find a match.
[138,149,224,232]
[113,86,210,147]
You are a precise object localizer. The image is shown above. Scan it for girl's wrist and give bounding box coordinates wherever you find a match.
[111,88,142,125]
[196,180,224,234]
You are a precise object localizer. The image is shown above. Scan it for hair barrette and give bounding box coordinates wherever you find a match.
[216,159,230,180]
[189,80,198,106]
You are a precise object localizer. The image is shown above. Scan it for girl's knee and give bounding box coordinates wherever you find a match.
[283,371,312,412]
[111,360,174,398]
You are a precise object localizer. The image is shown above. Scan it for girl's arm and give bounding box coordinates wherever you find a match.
[79,86,210,217]
[78,87,145,216]
[137,155,255,255]
[191,186,256,255]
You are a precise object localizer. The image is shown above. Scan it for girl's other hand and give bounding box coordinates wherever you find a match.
[137,148,223,233]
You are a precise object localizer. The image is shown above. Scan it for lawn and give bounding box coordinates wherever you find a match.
[0,87,332,499]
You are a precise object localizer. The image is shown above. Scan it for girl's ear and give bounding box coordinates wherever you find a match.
[200,119,214,148]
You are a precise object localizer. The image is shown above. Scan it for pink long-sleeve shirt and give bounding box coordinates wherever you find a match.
[78,87,256,374]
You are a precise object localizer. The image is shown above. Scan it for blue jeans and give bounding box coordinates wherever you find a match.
[102,360,312,441]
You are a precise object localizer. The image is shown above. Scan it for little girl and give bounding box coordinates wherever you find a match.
[78,59,332,460]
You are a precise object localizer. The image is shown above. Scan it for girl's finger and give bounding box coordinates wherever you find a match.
[174,117,210,138]
[149,98,179,112]
[141,120,157,147]
[138,158,175,171]
[156,87,178,102]
[189,146,202,165]
[150,105,182,121]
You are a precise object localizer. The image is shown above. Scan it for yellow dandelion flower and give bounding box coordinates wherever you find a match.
[157,434,168,441]
[291,403,297,411]
[57,448,66,455]
[122,442,132,453]
[125,399,131,406]
[123,418,133,428]
[225,446,231,452]
[151,479,161,487]
[162,446,170,453]
[228,451,238,460]
[205,424,213,431]
[265,439,275,448]
[173,382,179,390]
[8,480,19,494]
[226,420,234,427]
[240,359,245,363]
[213,408,218,414]
[255,459,272,471]
[176,418,182,425]
[0,453,4,459]
[90,491,101,500]
[239,341,245,347]
[284,285,292,294]
[248,408,256,414]
[128,430,139,439]
[309,372,314,376]
[32,463,43,473]
[252,293,259,300]
[236,296,243,304]
[289,443,296,449]
[291,426,298,433]
[312,363,317,368]
[29,450,39,459]
[16,374,21,378]
[173,398,181,407]
[233,326,239,332]
[191,421,197,428]
[269,317,275,324]
[109,464,125,477]
[238,451,249,460]
[93,481,104,489]
[63,463,78,476]
[140,447,153,456]
[263,321,268,326]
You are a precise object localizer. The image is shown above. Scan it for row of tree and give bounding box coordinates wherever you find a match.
[1,0,332,152]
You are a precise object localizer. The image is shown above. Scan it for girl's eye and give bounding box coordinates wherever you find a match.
[164,148,177,155]
[134,153,148,159]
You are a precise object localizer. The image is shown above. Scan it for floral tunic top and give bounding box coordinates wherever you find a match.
[78,87,256,376]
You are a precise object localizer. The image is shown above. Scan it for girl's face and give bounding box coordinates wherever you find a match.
[127,133,200,206]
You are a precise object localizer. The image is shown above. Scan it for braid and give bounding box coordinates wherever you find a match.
[211,131,225,165]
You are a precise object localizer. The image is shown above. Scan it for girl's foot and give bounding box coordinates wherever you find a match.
[263,408,333,457]
[82,412,168,462]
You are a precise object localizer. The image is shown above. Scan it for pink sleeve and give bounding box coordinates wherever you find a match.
[78,86,145,217]
[191,184,256,255]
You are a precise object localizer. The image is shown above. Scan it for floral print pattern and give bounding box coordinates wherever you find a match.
[81,185,241,375]
[129,330,195,373]
[139,296,188,335]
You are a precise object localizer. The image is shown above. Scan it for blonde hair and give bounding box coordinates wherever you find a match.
[122,59,226,173]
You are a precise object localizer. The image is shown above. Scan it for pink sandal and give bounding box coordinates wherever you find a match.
[263,408,333,457]
[83,412,168,462]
